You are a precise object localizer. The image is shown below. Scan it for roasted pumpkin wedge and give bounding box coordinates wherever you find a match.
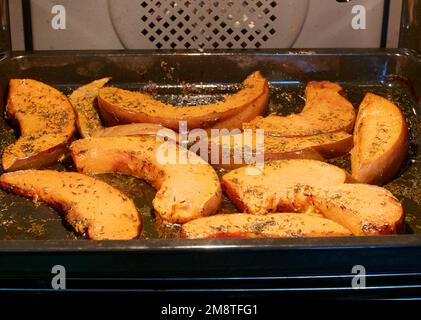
[181,213,352,239]
[0,170,141,240]
[70,136,222,224]
[92,122,178,142]
[2,79,76,171]
[351,93,409,185]
[69,77,111,138]
[222,160,404,235]
[299,184,404,236]
[97,71,269,130]
[244,81,356,137]
[221,159,350,213]
[208,131,353,169]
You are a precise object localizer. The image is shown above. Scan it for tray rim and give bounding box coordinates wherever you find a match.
[5,47,421,56]
[0,234,420,252]
[2,48,421,68]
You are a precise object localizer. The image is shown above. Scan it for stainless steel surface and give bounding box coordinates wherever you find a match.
[399,0,421,52]
[6,0,395,50]
[8,0,24,51]
[107,0,309,49]
[0,0,10,54]
[387,0,403,48]
[293,0,385,48]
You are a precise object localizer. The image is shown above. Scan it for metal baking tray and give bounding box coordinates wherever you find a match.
[0,49,420,296]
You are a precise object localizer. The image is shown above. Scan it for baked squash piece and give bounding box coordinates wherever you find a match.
[2,79,76,171]
[0,170,141,240]
[207,131,353,169]
[70,136,222,224]
[222,159,404,235]
[244,81,355,137]
[351,93,409,185]
[69,77,111,138]
[181,213,352,239]
[97,72,268,130]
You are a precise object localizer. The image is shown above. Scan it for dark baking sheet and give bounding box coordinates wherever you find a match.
[0,49,419,242]
[0,50,420,296]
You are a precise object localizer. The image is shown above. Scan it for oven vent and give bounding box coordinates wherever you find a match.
[139,0,279,49]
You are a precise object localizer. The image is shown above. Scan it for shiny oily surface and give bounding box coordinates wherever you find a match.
[0,79,419,239]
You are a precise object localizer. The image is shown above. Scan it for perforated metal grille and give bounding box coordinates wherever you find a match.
[139,0,280,49]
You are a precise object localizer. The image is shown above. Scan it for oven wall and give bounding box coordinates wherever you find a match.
[9,0,402,50]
